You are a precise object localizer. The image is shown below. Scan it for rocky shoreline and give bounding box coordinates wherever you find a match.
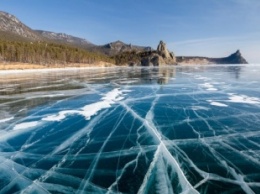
[114,41,248,66]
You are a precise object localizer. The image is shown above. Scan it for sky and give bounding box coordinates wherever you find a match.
[0,0,260,63]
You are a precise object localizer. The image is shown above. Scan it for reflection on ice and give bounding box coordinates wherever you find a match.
[0,65,260,193]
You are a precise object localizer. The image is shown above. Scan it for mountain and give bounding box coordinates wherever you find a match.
[99,40,152,56]
[176,50,248,65]
[0,11,41,40]
[220,50,248,64]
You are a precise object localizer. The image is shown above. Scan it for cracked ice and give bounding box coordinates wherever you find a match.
[0,65,259,194]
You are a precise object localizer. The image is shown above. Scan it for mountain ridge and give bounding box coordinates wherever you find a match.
[0,11,149,55]
[0,11,41,40]
[35,30,94,47]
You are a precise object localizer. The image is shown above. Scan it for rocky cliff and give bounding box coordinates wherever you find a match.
[140,41,176,66]
[114,41,177,66]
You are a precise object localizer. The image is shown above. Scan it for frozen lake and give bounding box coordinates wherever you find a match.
[0,65,260,194]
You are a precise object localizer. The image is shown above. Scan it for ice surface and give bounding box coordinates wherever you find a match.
[0,65,260,194]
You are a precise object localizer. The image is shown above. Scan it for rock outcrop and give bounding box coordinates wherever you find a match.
[157,41,175,60]
[114,41,177,66]
[140,41,176,66]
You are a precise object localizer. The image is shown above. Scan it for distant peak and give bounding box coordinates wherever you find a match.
[226,49,247,64]
[111,40,125,45]
[0,11,11,16]
[0,11,20,23]
[235,49,241,55]
[230,49,242,57]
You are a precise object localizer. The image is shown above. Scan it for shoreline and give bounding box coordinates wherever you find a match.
[0,62,256,75]
[0,61,120,74]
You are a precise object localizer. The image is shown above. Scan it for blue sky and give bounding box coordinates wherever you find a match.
[0,0,259,63]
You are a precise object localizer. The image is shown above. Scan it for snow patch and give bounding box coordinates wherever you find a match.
[191,106,210,111]
[42,88,125,122]
[228,94,260,104]
[200,83,218,91]
[26,94,64,99]
[0,117,14,123]
[13,121,39,130]
[210,102,228,107]
[195,76,211,81]
[206,88,218,91]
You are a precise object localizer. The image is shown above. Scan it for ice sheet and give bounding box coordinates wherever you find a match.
[0,65,260,194]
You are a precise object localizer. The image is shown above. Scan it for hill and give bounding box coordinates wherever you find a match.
[0,11,114,66]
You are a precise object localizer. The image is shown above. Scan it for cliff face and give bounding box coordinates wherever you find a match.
[177,50,248,65]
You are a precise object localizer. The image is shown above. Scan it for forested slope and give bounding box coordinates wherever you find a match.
[0,39,114,65]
